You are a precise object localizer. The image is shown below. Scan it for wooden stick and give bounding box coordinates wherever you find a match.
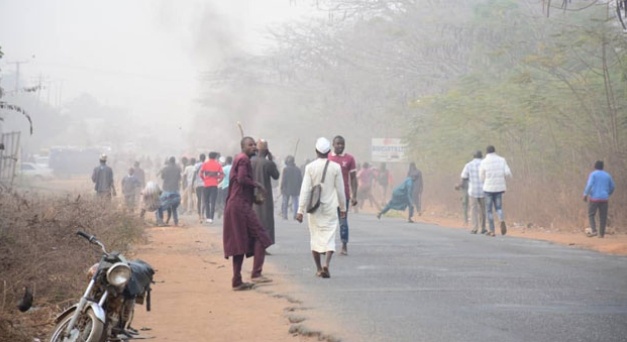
[237,121,244,138]
[293,138,300,159]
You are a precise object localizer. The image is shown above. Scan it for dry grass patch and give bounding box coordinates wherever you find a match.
[0,191,145,342]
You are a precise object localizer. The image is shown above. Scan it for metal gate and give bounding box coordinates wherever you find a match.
[0,131,21,190]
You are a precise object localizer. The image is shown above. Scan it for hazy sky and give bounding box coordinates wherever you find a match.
[0,0,309,126]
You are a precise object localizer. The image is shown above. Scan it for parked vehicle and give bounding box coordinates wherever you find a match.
[49,231,154,342]
[20,162,54,181]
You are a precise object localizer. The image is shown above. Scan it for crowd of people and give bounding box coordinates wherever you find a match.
[90,138,615,290]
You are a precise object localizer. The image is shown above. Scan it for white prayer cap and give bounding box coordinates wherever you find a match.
[219,156,226,164]
[315,137,331,154]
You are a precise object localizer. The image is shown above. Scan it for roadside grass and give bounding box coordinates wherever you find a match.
[0,191,144,342]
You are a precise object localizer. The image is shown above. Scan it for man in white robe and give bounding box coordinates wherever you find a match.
[296,137,347,278]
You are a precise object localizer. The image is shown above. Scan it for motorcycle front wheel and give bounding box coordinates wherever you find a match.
[49,308,105,342]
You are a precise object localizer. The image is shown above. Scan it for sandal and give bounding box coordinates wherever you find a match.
[232,282,255,291]
[321,266,330,278]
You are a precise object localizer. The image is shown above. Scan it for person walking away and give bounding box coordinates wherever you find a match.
[376,172,419,222]
[356,162,380,212]
[479,145,512,237]
[455,178,470,225]
[179,157,190,214]
[217,156,233,218]
[252,139,280,244]
[280,155,303,220]
[200,152,224,224]
[328,135,358,256]
[296,137,346,278]
[133,161,146,188]
[407,162,423,216]
[132,161,146,208]
[182,157,197,215]
[92,154,116,202]
[223,137,274,290]
[583,160,615,238]
[191,154,206,223]
[121,167,141,211]
[377,163,391,206]
[458,151,486,234]
[160,156,182,226]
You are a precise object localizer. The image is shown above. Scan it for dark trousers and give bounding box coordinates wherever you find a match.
[203,186,218,220]
[195,187,204,217]
[588,201,609,237]
[231,240,266,287]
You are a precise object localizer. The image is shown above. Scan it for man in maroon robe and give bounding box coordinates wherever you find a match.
[223,136,274,291]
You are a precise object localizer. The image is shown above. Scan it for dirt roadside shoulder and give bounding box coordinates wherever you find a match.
[131,219,343,342]
[416,214,627,256]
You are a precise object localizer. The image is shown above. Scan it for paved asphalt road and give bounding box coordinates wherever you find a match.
[266,213,627,342]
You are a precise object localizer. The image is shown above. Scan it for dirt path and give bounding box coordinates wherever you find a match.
[129,211,627,342]
[131,217,339,342]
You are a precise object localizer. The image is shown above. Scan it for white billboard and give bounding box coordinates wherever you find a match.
[371,138,408,163]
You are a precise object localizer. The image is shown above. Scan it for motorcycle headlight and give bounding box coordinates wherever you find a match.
[106,262,132,287]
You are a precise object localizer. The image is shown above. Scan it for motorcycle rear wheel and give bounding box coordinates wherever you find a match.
[49,308,105,342]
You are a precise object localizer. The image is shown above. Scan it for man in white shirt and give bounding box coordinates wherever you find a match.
[479,145,512,237]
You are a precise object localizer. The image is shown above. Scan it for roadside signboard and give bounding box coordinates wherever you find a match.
[371,138,408,163]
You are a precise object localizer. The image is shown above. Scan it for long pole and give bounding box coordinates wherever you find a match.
[7,60,29,92]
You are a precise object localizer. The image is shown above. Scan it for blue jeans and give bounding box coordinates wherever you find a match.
[337,198,350,244]
[281,195,299,219]
[485,192,504,232]
[157,191,181,225]
[157,203,179,225]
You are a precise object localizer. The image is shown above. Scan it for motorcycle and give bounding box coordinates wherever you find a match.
[49,231,155,342]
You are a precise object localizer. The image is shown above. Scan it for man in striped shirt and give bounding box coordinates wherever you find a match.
[459,150,486,234]
[479,145,512,237]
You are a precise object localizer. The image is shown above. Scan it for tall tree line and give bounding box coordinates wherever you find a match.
[197,0,626,229]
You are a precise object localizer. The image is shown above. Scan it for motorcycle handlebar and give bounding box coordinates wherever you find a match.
[76,231,94,242]
[76,231,108,254]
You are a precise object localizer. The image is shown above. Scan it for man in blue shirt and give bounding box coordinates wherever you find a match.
[583,160,615,238]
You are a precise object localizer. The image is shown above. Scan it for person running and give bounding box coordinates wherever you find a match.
[377,172,420,223]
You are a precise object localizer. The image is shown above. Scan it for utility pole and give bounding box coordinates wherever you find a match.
[7,60,29,92]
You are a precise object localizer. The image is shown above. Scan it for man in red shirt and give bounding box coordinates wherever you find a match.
[328,135,358,255]
[200,152,224,224]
